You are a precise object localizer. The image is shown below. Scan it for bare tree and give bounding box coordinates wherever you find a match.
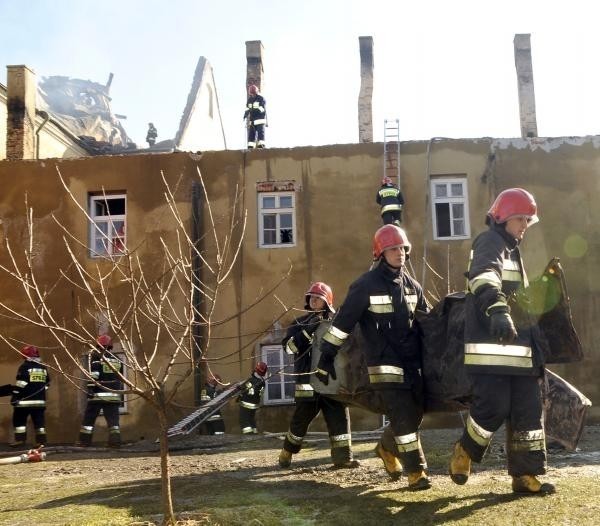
[0,167,286,525]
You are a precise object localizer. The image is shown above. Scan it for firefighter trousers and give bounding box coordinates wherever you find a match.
[79,402,121,446]
[283,394,352,464]
[247,124,265,148]
[12,406,46,444]
[382,211,402,225]
[239,406,258,434]
[204,412,225,435]
[378,387,427,473]
[460,373,547,476]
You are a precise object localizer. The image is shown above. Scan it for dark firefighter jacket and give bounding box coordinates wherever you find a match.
[282,312,324,399]
[243,94,267,126]
[200,383,224,422]
[238,373,265,410]
[11,359,50,407]
[87,351,123,404]
[464,223,544,376]
[376,184,404,215]
[321,263,428,388]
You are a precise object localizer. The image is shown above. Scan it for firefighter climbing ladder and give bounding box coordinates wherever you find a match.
[167,381,244,437]
[383,119,401,188]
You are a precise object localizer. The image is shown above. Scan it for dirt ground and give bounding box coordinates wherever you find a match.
[1,424,599,525]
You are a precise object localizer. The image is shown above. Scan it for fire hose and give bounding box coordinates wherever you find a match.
[0,448,46,465]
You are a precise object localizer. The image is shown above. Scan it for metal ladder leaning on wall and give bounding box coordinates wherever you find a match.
[383,118,401,188]
[167,381,244,437]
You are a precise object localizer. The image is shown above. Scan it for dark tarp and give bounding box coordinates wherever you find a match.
[310,258,591,450]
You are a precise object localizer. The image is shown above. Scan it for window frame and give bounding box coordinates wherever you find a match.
[430,177,471,240]
[261,344,295,405]
[257,191,296,249]
[89,193,127,258]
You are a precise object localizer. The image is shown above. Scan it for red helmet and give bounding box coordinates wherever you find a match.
[207,373,221,387]
[21,345,39,359]
[372,224,411,260]
[305,282,335,314]
[255,361,268,376]
[248,84,258,95]
[382,176,393,185]
[487,188,539,225]
[96,334,113,349]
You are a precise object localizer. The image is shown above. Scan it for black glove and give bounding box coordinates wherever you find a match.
[304,313,322,336]
[490,310,517,344]
[315,352,336,385]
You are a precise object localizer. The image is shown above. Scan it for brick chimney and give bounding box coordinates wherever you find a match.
[246,40,265,92]
[358,36,374,143]
[6,65,37,160]
[513,34,538,138]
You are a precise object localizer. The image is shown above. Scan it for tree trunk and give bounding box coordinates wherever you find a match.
[157,407,175,525]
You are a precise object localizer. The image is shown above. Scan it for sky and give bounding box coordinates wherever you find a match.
[1,0,600,150]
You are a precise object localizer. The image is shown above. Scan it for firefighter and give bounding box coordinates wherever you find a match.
[376,176,405,225]
[10,345,50,448]
[146,122,157,147]
[200,374,226,435]
[279,282,359,469]
[238,362,268,434]
[243,84,267,149]
[316,225,431,490]
[76,335,124,448]
[449,188,555,495]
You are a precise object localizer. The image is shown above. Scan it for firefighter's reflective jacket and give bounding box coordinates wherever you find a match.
[464,224,544,375]
[282,312,323,399]
[376,183,404,215]
[238,373,265,410]
[321,263,428,388]
[11,359,50,407]
[243,94,267,126]
[87,352,123,404]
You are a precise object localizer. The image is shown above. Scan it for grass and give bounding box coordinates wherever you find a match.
[0,435,598,525]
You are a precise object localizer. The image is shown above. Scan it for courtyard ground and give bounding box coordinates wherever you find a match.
[0,425,598,525]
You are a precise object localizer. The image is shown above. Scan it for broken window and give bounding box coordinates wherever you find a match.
[258,192,296,248]
[430,178,471,240]
[261,344,294,405]
[89,193,126,257]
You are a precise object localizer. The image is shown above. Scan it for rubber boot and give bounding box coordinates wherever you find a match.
[9,432,27,448]
[449,441,471,485]
[279,449,292,468]
[374,442,402,481]
[407,471,432,491]
[108,432,121,449]
[75,432,92,447]
[35,432,47,447]
[512,475,556,495]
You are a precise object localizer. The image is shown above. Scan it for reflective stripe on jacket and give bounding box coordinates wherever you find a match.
[11,360,50,407]
[243,95,267,125]
[464,225,543,375]
[376,185,404,215]
[321,263,428,388]
[238,373,265,409]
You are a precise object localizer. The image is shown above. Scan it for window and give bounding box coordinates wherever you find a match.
[89,193,126,257]
[430,178,470,240]
[258,192,296,248]
[261,344,294,405]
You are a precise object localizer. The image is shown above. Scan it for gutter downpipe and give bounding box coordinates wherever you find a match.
[35,111,50,160]
[191,181,205,406]
[421,137,449,287]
